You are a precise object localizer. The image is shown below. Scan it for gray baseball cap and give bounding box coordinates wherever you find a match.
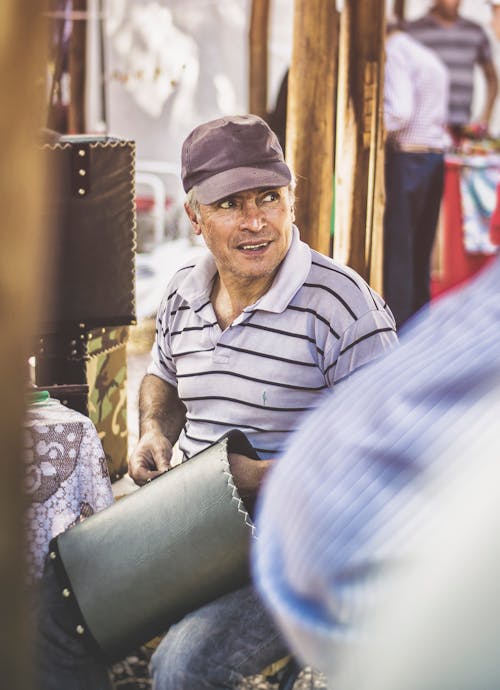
[181,114,292,204]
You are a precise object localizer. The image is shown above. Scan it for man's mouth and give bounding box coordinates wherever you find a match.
[237,241,271,251]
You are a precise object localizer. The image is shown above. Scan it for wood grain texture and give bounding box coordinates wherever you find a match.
[249,0,271,117]
[287,0,339,255]
[394,0,406,20]
[68,0,88,132]
[0,2,47,686]
[334,0,386,291]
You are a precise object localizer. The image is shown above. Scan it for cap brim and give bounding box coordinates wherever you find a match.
[193,163,292,205]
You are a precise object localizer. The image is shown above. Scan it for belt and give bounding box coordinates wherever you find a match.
[394,144,444,154]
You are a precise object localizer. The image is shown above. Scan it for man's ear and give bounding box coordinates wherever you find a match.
[184,202,202,235]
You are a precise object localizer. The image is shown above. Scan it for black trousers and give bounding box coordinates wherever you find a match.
[383,149,445,329]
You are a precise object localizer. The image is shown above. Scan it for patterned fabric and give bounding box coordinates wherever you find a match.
[253,254,500,684]
[384,31,449,150]
[87,325,129,481]
[406,14,492,126]
[449,153,500,254]
[148,226,397,459]
[24,399,114,582]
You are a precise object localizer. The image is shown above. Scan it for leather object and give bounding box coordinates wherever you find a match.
[48,430,257,661]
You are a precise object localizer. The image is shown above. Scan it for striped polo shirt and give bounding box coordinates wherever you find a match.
[406,14,492,126]
[148,226,397,459]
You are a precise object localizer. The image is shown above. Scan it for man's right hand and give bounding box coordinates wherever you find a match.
[128,430,173,486]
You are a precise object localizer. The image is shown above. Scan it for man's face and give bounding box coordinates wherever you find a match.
[434,0,461,19]
[187,186,294,285]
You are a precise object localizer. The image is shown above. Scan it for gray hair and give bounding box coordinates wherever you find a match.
[185,187,201,220]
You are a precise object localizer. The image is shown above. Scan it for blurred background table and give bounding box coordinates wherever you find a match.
[432,151,500,299]
[24,397,114,582]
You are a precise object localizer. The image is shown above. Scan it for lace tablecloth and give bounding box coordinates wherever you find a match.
[24,399,114,582]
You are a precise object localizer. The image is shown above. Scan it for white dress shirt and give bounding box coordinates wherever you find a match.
[385,31,450,150]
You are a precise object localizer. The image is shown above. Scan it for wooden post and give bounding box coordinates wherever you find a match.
[68,0,88,132]
[394,0,406,20]
[0,1,47,687]
[249,0,270,117]
[333,0,386,291]
[287,0,339,255]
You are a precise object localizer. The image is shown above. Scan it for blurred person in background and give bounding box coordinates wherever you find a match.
[383,16,450,328]
[492,0,500,40]
[253,251,500,688]
[406,0,498,138]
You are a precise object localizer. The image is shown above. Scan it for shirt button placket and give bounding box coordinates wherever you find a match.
[212,325,230,364]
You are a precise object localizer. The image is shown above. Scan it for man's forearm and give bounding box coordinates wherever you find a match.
[228,454,275,516]
[139,373,186,445]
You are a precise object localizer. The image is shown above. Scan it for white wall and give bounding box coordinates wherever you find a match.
[103,0,500,172]
[105,0,249,164]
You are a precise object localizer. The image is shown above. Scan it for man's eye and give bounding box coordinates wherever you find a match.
[262,191,279,202]
[218,199,235,209]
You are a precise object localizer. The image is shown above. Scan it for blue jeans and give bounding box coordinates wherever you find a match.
[150,584,289,689]
[383,149,445,328]
[33,560,112,690]
[34,562,288,690]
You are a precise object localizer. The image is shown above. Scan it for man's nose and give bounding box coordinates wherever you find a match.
[239,201,265,231]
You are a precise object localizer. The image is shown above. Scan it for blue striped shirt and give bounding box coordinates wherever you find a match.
[253,256,500,683]
[148,226,397,459]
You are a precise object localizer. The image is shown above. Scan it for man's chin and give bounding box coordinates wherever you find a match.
[231,264,279,284]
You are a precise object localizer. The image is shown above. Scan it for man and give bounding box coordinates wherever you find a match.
[127,114,396,689]
[35,114,396,690]
[492,0,500,40]
[406,0,498,135]
[253,251,500,688]
[383,19,450,327]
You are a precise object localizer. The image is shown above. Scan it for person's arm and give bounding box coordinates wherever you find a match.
[492,3,500,41]
[228,453,274,517]
[479,59,498,128]
[384,37,414,133]
[128,373,186,485]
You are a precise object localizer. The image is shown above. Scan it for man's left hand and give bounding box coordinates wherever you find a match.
[228,454,274,516]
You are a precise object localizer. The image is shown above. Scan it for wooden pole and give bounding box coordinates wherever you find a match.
[68,0,87,132]
[0,1,47,687]
[394,0,406,20]
[333,0,386,290]
[287,0,339,255]
[249,0,270,117]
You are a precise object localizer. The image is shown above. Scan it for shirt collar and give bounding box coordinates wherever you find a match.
[176,249,217,310]
[177,225,311,314]
[246,225,311,314]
